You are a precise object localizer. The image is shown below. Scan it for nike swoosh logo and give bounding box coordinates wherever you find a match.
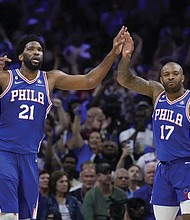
[158,99,166,102]
[15,81,24,84]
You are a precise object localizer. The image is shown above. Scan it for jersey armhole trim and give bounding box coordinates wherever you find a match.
[43,71,52,115]
[186,97,190,122]
[0,70,12,98]
[154,91,165,109]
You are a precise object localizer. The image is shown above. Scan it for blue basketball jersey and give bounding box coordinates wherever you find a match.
[152,90,190,161]
[0,69,52,154]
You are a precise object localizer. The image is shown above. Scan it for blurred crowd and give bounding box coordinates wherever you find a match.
[1,0,189,219]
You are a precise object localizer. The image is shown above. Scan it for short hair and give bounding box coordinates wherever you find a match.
[114,168,128,179]
[15,34,45,59]
[61,151,78,165]
[81,160,96,171]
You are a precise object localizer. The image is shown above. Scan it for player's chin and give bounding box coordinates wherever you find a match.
[30,63,42,71]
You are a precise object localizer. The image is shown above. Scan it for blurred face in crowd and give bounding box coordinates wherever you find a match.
[128,165,141,181]
[89,131,102,154]
[144,162,157,186]
[115,169,129,190]
[56,175,69,194]
[98,170,112,186]
[102,140,117,157]
[86,107,105,130]
[39,172,50,190]
[86,107,103,123]
[62,156,77,173]
[81,166,97,190]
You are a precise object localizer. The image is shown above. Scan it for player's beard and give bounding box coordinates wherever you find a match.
[163,82,182,94]
[24,58,42,71]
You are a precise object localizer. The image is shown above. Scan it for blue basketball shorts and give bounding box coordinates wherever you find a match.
[151,158,190,206]
[0,150,39,219]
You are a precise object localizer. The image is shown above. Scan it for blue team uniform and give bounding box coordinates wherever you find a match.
[151,90,190,206]
[0,69,52,218]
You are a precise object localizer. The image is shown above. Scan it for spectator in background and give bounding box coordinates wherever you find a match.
[174,27,190,68]
[37,170,83,220]
[70,161,97,203]
[81,107,105,140]
[38,98,68,172]
[119,106,153,160]
[136,146,158,172]
[91,69,135,136]
[153,27,177,64]
[45,209,62,220]
[114,168,129,198]
[39,170,50,198]
[61,152,81,188]
[101,93,127,141]
[133,161,157,220]
[98,139,119,171]
[66,102,104,171]
[66,103,93,171]
[82,162,126,220]
[63,31,92,75]
[37,170,51,219]
[116,139,135,170]
[99,0,127,38]
[127,164,142,198]
[134,100,153,130]
[88,131,103,163]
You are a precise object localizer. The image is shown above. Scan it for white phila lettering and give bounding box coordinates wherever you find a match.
[154,109,183,126]
[10,89,44,105]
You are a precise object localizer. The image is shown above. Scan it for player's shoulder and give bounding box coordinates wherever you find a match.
[0,69,11,82]
[149,80,163,90]
[0,70,12,90]
[46,69,68,79]
[149,80,164,103]
[0,69,10,77]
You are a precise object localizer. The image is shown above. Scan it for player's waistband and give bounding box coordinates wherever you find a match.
[160,157,190,165]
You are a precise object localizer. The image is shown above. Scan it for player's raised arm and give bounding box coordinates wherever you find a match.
[117,30,163,100]
[49,26,127,91]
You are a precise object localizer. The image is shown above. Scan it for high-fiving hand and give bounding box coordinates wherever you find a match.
[112,26,127,55]
[122,31,134,59]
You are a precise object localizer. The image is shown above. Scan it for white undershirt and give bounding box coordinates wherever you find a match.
[59,201,72,220]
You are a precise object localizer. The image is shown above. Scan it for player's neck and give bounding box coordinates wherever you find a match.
[19,66,38,80]
[166,88,186,101]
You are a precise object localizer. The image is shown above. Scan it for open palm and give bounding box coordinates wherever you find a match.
[122,31,134,58]
[112,26,127,55]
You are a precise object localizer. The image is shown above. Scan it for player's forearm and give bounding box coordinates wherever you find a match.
[117,57,133,88]
[85,50,117,88]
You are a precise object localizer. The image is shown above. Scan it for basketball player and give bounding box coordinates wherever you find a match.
[0,26,127,220]
[117,31,190,220]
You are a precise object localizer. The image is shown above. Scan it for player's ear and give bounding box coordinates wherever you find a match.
[18,54,23,61]
[182,74,185,83]
[160,76,163,85]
